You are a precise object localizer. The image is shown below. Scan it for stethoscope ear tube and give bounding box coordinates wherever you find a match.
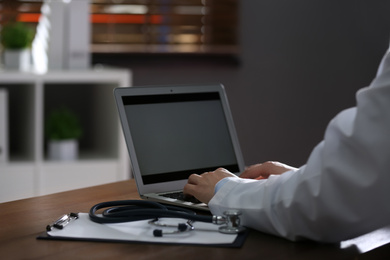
[150,219,194,237]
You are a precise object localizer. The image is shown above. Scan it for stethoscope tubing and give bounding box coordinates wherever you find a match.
[89,200,213,224]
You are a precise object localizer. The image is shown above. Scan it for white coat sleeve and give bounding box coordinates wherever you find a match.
[208,47,390,243]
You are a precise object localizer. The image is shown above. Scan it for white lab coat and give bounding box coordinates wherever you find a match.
[209,47,390,243]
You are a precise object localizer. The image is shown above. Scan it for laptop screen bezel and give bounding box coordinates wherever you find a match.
[114,84,245,195]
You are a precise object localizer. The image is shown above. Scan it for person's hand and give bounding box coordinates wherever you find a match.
[183,168,237,204]
[240,161,297,180]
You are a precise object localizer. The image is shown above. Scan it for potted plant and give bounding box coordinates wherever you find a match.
[1,22,34,71]
[45,107,83,161]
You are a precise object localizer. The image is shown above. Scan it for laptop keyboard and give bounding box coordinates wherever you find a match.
[161,191,202,204]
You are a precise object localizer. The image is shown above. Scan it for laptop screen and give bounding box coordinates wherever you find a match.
[122,92,240,184]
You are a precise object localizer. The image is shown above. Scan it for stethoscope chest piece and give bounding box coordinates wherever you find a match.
[218,210,246,234]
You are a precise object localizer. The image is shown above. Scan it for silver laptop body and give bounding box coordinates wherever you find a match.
[114,84,245,211]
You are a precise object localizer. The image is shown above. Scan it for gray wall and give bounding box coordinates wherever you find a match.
[98,1,390,168]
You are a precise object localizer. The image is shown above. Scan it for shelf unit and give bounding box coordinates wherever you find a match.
[0,68,132,202]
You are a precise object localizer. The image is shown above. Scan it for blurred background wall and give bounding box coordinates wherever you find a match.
[95,0,390,168]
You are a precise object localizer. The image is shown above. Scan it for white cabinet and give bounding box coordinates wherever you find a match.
[0,68,132,202]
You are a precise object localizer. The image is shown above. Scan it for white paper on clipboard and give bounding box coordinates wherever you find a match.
[46,213,239,246]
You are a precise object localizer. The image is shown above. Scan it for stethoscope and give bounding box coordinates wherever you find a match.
[89,200,245,237]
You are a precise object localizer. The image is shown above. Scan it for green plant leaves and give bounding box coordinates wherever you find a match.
[46,108,83,140]
[1,22,34,49]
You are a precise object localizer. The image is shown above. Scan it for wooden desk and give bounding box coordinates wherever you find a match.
[1,180,389,260]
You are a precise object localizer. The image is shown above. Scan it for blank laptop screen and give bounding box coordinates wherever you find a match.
[122,92,239,184]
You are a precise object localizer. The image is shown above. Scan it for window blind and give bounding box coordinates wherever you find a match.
[0,0,239,55]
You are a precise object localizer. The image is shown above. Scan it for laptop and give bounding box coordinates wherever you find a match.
[114,83,245,211]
